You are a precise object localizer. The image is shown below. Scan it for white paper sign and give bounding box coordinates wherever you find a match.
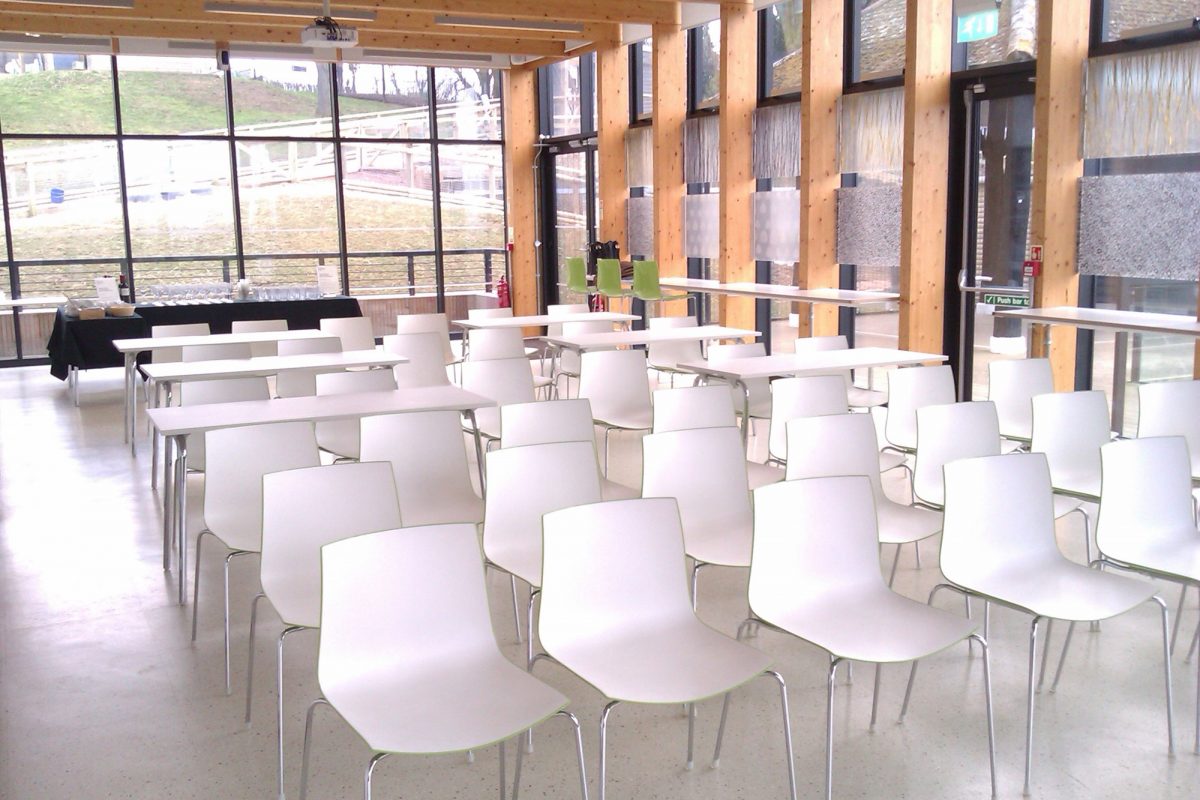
[94,276,120,304]
[316,264,341,296]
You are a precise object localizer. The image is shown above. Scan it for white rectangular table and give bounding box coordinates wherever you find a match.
[148,385,495,604]
[114,329,339,451]
[660,277,899,307]
[543,324,759,353]
[678,347,948,444]
[995,306,1200,337]
[452,311,639,329]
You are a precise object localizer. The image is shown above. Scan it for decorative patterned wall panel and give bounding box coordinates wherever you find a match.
[683,194,720,259]
[626,195,654,258]
[1078,174,1200,280]
[683,116,720,185]
[836,185,902,267]
[752,189,800,262]
[838,87,904,174]
[625,127,653,188]
[753,102,801,179]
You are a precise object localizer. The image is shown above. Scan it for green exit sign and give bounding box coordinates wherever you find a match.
[982,293,1031,308]
[957,9,1000,43]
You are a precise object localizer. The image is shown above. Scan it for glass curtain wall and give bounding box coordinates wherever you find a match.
[0,52,504,359]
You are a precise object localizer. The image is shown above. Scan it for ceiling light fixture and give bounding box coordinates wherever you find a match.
[6,0,135,8]
[434,15,584,35]
[202,1,376,23]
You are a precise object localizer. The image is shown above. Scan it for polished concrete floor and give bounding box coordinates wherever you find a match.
[1,364,1197,800]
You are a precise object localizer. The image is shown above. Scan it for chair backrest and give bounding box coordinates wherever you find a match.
[558,320,613,375]
[708,342,770,416]
[181,342,253,362]
[360,411,480,527]
[792,335,848,353]
[750,476,883,620]
[394,313,455,365]
[632,260,662,299]
[642,427,752,555]
[1098,436,1197,559]
[1030,389,1110,489]
[482,441,603,586]
[313,369,398,460]
[988,358,1053,442]
[1137,380,1200,478]
[467,307,514,320]
[884,365,956,450]
[203,421,321,552]
[467,327,526,361]
[151,322,210,363]
[461,357,537,436]
[320,316,375,352]
[595,258,623,296]
[182,377,271,470]
[647,316,701,371]
[231,319,288,358]
[317,524,500,704]
[941,453,1061,588]
[784,413,884,501]
[913,400,1001,508]
[275,336,343,398]
[767,374,849,462]
[565,256,589,294]
[382,331,451,389]
[547,303,589,338]
[652,384,737,433]
[540,498,695,652]
[501,398,595,448]
[261,461,402,628]
[579,349,652,426]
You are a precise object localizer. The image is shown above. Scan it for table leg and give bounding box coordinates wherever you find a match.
[466,409,487,498]
[150,382,165,491]
[124,354,134,447]
[162,433,174,571]
[174,435,189,606]
[737,378,751,451]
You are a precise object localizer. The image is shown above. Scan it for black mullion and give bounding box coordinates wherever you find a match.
[687,26,700,114]
[628,42,640,123]
[756,8,769,102]
[537,64,554,137]
[497,72,512,304]
[329,63,350,296]
[0,132,21,360]
[427,67,447,315]
[538,147,559,308]
[1089,0,1109,49]
[111,57,137,310]
[580,53,597,135]
[223,62,246,280]
[844,0,860,90]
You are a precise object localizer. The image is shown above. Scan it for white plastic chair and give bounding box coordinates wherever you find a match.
[1097,436,1200,750]
[382,331,452,389]
[190,421,320,694]
[180,377,271,471]
[652,384,737,433]
[749,475,994,800]
[883,364,955,453]
[547,303,589,337]
[642,427,754,609]
[150,322,210,364]
[275,336,343,398]
[231,318,288,357]
[396,312,460,366]
[579,349,653,472]
[766,374,848,465]
[538,497,797,800]
[482,440,603,655]
[320,316,375,352]
[467,307,514,319]
[251,461,402,800]
[461,357,537,443]
[1138,380,1200,481]
[500,399,638,500]
[940,452,1173,794]
[786,413,943,587]
[360,410,483,527]
[1031,389,1110,503]
[313,369,398,460]
[556,319,613,397]
[708,341,772,424]
[298,525,588,800]
[647,316,702,386]
[181,342,253,362]
[793,334,887,408]
[988,358,1053,445]
[467,328,552,395]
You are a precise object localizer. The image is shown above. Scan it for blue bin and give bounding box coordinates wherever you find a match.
[50,187,65,204]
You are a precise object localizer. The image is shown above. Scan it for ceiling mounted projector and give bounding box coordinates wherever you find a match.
[301,15,357,47]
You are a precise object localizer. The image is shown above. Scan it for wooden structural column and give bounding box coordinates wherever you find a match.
[797,0,843,338]
[653,22,687,295]
[898,0,952,353]
[718,1,757,329]
[597,34,629,252]
[1030,0,1089,390]
[502,66,539,317]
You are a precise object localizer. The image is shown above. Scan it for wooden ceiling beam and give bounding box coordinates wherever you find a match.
[203,0,681,26]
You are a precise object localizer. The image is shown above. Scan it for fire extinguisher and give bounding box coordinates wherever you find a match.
[497,274,511,308]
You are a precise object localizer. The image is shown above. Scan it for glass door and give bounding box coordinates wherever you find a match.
[540,143,597,308]
[955,82,1036,400]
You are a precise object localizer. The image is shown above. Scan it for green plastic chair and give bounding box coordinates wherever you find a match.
[566,256,589,294]
[631,260,691,308]
[595,259,629,299]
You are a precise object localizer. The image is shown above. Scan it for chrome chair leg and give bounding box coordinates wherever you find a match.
[1170,585,1187,654]
[899,659,919,723]
[499,739,507,800]
[363,752,389,800]
[245,592,266,725]
[685,702,695,769]
[190,530,214,642]
[278,625,306,800]
[525,588,541,755]
[887,543,902,587]
[1151,596,1176,756]
[1187,617,1200,663]
[712,691,732,767]
[510,574,523,644]
[765,670,798,800]
[689,561,706,612]
[1037,619,1055,692]
[869,663,883,731]
[825,657,845,800]
[913,541,922,569]
[598,700,620,800]
[1049,622,1076,693]
[1024,615,1045,796]
[298,697,330,800]
[970,633,999,799]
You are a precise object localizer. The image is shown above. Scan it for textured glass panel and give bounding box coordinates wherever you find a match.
[626,195,654,257]
[435,68,502,141]
[1104,1,1200,41]
[684,193,719,259]
[753,102,801,179]
[694,20,721,109]
[636,41,654,120]
[764,0,804,97]
[856,0,906,79]
[625,126,653,188]
[836,184,902,266]
[1084,43,1200,158]
[548,58,583,137]
[1078,174,1200,280]
[753,189,800,262]
[961,0,1038,69]
[839,87,904,174]
[683,115,720,184]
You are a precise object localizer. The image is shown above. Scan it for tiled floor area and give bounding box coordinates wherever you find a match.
[1,364,1197,799]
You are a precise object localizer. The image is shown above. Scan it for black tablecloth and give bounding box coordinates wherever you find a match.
[46,297,362,380]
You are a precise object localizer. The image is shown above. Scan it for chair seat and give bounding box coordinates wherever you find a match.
[758,588,978,664]
[747,460,784,490]
[879,450,908,474]
[848,387,888,408]
[954,558,1157,622]
[686,521,752,569]
[1103,533,1200,584]
[1052,494,1084,519]
[1051,470,1101,500]
[595,410,653,432]
[325,656,567,755]
[877,501,943,546]
[601,478,639,501]
[400,492,484,527]
[553,621,770,704]
[472,408,502,440]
